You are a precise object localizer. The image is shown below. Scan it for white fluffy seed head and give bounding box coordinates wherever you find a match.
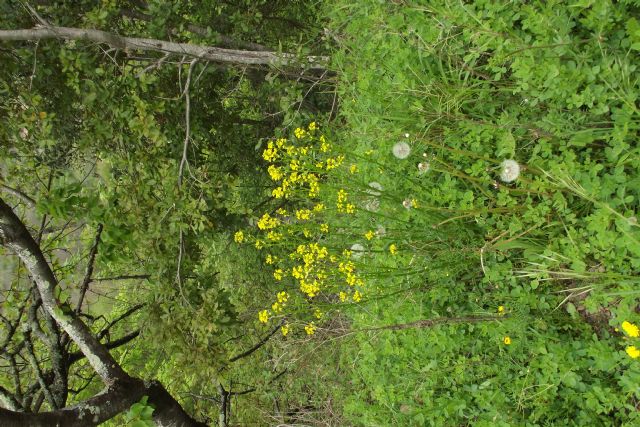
[392,142,411,159]
[499,159,520,183]
[364,198,380,212]
[417,162,430,174]
[402,199,412,209]
[350,244,365,260]
[367,182,383,196]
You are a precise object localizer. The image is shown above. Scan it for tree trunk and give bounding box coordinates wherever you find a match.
[0,197,206,426]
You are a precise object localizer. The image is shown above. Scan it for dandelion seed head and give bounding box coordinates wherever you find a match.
[499,159,520,183]
[417,162,430,174]
[364,198,380,212]
[350,243,365,260]
[392,141,411,159]
[367,181,383,196]
[402,199,412,209]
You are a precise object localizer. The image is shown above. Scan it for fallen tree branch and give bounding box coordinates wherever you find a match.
[0,26,328,69]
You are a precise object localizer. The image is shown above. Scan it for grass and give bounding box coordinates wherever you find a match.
[228,1,640,425]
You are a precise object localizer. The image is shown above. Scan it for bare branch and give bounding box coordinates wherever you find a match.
[91,274,150,282]
[75,224,103,314]
[22,2,50,26]
[0,197,128,385]
[0,26,328,68]
[227,321,283,364]
[23,331,58,409]
[68,330,140,365]
[96,304,144,341]
[0,183,36,207]
[178,59,196,188]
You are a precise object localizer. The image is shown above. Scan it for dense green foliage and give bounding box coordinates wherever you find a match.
[1,0,640,425]
[312,0,640,425]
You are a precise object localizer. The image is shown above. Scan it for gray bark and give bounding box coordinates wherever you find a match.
[0,26,328,68]
[0,197,206,426]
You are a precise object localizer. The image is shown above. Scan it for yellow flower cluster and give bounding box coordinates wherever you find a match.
[263,123,330,200]
[234,231,244,243]
[257,213,279,230]
[336,189,355,214]
[250,123,370,331]
[305,322,317,335]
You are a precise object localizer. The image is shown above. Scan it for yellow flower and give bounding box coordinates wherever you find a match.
[503,336,512,345]
[281,324,289,336]
[339,291,347,302]
[626,345,640,359]
[272,187,284,199]
[389,244,398,255]
[234,231,244,243]
[296,209,312,221]
[320,223,329,233]
[314,309,323,319]
[365,230,375,240]
[262,147,277,162]
[353,290,362,302]
[277,291,288,303]
[268,165,283,181]
[622,321,639,338]
[273,269,284,281]
[497,305,505,315]
[257,213,279,230]
[255,240,264,250]
[276,138,286,148]
[265,254,274,264]
[258,310,269,323]
[350,164,358,174]
[345,204,355,214]
[320,142,330,152]
[411,198,419,208]
[272,302,282,312]
[267,231,282,241]
[313,203,325,212]
[294,127,307,139]
[308,121,317,131]
[304,322,316,335]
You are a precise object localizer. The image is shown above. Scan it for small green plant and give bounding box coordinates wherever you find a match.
[124,396,155,427]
